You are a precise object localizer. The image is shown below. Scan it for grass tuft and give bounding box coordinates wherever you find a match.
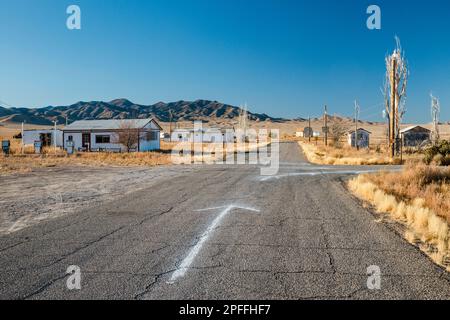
[349,165,450,269]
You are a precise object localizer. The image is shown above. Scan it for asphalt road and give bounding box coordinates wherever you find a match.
[1,142,450,300]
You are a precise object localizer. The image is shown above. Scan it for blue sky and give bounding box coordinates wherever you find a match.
[0,0,449,122]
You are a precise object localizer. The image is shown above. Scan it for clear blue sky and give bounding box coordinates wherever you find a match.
[1,0,449,122]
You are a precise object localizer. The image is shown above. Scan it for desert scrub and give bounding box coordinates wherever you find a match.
[349,164,450,269]
[0,151,172,175]
[424,140,450,166]
[299,141,399,165]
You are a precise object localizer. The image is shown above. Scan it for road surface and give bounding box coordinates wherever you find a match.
[1,142,449,299]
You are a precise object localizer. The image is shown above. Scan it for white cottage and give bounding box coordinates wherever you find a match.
[63,119,162,152]
[347,128,371,148]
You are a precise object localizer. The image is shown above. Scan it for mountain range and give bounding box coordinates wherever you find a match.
[0,99,287,125]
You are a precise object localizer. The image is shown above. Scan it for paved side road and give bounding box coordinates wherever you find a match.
[1,142,449,299]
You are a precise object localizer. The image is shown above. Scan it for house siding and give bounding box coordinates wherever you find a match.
[63,130,160,152]
[23,130,63,147]
[347,130,370,148]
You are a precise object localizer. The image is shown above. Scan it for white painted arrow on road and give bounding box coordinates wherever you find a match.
[167,205,260,284]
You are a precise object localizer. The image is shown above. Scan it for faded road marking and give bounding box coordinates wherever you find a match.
[259,169,401,181]
[168,205,260,284]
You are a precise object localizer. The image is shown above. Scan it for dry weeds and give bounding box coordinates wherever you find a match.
[349,165,450,270]
[299,140,425,165]
[1,139,271,175]
[299,141,401,165]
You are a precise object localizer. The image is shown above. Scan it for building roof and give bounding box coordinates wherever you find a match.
[24,129,62,132]
[64,119,161,131]
[400,125,431,134]
[348,128,371,134]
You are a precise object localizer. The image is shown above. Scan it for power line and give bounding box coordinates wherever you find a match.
[359,102,384,114]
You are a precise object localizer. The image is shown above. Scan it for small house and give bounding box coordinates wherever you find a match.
[347,128,371,148]
[171,128,235,143]
[400,126,431,147]
[303,127,313,138]
[63,119,162,152]
[23,129,63,147]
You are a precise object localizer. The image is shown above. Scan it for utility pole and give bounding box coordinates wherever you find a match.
[169,109,173,142]
[21,121,25,155]
[53,120,58,153]
[324,105,328,146]
[308,116,311,143]
[354,100,360,149]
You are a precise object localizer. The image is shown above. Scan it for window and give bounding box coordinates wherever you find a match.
[68,135,73,141]
[145,131,159,141]
[95,135,111,144]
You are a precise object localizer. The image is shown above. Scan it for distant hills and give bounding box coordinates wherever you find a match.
[0,99,287,126]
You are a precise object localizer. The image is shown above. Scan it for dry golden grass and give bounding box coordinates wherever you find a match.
[362,164,450,223]
[1,139,271,175]
[0,141,173,175]
[0,152,173,175]
[349,165,450,269]
[299,141,404,165]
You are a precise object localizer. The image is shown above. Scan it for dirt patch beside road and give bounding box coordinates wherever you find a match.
[0,165,195,235]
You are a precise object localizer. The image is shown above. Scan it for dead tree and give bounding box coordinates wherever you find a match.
[382,36,409,157]
[329,121,348,148]
[431,94,440,145]
[238,104,249,131]
[116,121,141,152]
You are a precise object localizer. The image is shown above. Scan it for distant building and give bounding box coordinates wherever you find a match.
[347,128,371,148]
[400,126,431,147]
[63,119,162,152]
[171,128,235,143]
[23,129,63,147]
[303,127,313,138]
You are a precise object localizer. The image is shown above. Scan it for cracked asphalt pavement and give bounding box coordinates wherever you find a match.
[1,142,450,300]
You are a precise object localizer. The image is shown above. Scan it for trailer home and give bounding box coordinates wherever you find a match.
[63,119,162,152]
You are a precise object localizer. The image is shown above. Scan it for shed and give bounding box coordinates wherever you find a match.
[400,126,431,147]
[347,128,371,148]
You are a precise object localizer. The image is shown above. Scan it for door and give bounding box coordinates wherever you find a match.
[40,133,52,147]
[82,133,91,151]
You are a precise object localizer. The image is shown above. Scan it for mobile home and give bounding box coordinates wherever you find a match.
[63,119,162,152]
